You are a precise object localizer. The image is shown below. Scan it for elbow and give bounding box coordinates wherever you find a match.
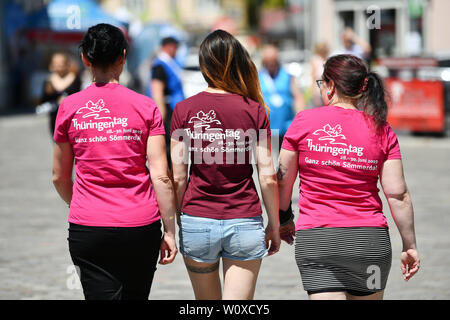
[150,168,175,191]
[173,174,187,188]
[384,185,409,202]
[52,174,71,187]
[259,174,278,189]
[386,190,412,213]
[153,174,172,186]
[52,177,59,188]
[52,169,64,184]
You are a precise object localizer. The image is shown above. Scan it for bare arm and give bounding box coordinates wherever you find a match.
[52,142,74,206]
[147,134,177,264]
[255,137,280,255]
[170,138,189,226]
[277,148,298,210]
[151,79,167,123]
[380,159,420,281]
[277,148,299,244]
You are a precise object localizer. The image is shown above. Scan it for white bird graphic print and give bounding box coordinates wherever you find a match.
[76,99,112,120]
[312,124,347,145]
[188,110,222,131]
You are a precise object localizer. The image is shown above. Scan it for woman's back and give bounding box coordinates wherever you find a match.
[171,91,270,219]
[54,82,165,227]
[282,105,401,230]
[277,53,419,299]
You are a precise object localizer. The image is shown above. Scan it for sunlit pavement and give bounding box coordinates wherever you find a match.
[1,113,449,299]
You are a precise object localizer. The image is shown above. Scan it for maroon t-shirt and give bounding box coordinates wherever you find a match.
[170,91,271,219]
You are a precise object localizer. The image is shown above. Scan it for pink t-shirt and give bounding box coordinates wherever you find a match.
[53,82,166,227]
[281,106,402,230]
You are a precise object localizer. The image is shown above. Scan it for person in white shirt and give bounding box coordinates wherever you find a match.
[332,27,372,60]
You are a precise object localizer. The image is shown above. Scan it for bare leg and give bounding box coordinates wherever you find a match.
[222,258,262,300]
[346,290,384,300]
[184,257,222,300]
[308,291,347,300]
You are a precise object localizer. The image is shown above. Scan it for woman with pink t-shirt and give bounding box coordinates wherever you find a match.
[277,54,420,300]
[52,24,177,300]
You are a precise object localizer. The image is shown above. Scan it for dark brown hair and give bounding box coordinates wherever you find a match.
[199,29,268,112]
[323,54,388,129]
[79,23,128,69]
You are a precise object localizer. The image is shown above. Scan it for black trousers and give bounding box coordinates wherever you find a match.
[49,110,58,138]
[68,220,162,300]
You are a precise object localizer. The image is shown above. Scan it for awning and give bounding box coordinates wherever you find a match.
[25,0,127,41]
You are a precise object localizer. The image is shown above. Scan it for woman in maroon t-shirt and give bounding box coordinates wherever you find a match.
[170,30,280,300]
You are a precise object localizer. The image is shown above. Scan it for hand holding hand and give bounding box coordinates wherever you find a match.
[159,232,178,265]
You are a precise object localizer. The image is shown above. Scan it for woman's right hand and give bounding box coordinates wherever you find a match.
[401,248,420,281]
[159,232,178,265]
[265,224,281,256]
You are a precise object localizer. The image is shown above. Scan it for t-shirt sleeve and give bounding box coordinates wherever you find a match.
[148,100,166,136]
[385,124,402,160]
[151,65,167,83]
[53,101,70,143]
[257,104,271,141]
[281,112,302,151]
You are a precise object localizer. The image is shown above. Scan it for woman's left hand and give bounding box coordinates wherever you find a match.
[159,232,178,265]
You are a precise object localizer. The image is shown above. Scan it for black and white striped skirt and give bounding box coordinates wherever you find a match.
[295,227,392,296]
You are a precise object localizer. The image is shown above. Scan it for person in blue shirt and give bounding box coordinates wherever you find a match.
[259,44,304,152]
[150,36,185,165]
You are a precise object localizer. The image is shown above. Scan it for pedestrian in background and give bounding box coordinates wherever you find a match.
[170,29,280,300]
[259,44,304,153]
[150,36,185,165]
[309,42,329,108]
[277,54,420,300]
[40,52,81,137]
[52,23,177,300]
[332,27,372,60]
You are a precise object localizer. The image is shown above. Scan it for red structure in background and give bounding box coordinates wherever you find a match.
[26,30,84,44]
[380,57,446,133]
[26,29,130,45]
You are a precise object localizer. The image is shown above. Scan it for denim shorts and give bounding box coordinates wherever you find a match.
[179,213,268,263]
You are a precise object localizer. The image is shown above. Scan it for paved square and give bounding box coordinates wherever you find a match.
[0,114,449,299]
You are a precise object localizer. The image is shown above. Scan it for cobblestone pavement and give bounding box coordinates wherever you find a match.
[1,113,449,300]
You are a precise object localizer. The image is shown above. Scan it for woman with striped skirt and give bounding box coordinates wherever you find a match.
[277,54,420,300]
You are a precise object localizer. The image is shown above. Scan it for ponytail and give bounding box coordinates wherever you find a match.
[357,72,388,130]
[322,55,389,132]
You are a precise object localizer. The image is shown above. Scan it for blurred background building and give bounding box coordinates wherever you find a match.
[310,0,450,60]
[1,0,450,134]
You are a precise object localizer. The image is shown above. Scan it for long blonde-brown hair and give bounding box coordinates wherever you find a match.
[199,30,269,113]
